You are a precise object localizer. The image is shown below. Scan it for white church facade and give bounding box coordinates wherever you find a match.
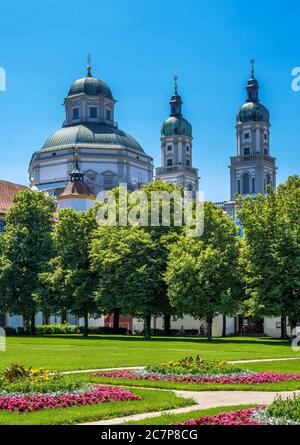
[1,59,287,338]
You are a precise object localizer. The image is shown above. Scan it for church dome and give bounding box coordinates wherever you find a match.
[161,116,192,137]
[237,101,269,124]
[67,76,113,100]
[40,123,145,153]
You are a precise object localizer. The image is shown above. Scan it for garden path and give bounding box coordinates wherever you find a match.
[80,389,300,425]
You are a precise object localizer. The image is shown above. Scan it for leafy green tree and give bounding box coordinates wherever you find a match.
[39,208,98,336]
[165,202,240,340]
[94,180,183,333]
[90,226,161,338]
[0,190,55,334]
[139,180,184,334]
[238,176,300,339]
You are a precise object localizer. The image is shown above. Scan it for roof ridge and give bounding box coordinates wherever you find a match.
[0,179,27,188]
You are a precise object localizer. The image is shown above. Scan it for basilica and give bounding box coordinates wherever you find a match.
[1,59,282,337]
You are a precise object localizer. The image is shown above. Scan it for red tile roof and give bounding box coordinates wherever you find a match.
[0,180,28,215]
[57,180,95,199]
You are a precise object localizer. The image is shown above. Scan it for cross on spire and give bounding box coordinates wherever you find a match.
[86,53,92,77]
[250,59,255,78]
[174,75,178,94]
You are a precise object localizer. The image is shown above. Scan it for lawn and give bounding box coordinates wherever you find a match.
[0,387,193,425]
[124,404,256,425]
[1,335,300,371]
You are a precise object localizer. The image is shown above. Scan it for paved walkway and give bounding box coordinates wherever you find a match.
[81,389,300,425]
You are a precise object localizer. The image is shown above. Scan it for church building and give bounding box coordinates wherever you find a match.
[29,59,153,198]
[0,60,285,338]
[230,62,277,200]
[156,77,199,195]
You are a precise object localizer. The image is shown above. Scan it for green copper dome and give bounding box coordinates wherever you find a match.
[68,76,113,100]
[237,65,270,124]
[40,123,145,153]
[161,116,192,137]
[237,101,270,124]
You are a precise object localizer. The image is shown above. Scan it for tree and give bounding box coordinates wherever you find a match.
[39,208,99,336]
[139,180,184,334]
[90,226,161,339]
[94,180,183,334]
[0,190,55,334]
[238,176,300,339]
[166,202,240,340]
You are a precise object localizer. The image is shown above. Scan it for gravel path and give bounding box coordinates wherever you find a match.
[80,389,300,425]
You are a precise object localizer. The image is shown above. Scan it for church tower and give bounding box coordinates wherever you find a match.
[230,62,277,200]
[156,78,199,195]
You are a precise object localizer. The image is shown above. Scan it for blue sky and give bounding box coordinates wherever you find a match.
[0,0,299,201]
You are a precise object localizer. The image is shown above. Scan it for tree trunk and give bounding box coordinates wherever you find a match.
[61,310,67,324]
[113,308,120,330]
[30,312,36,336]
[42,312,50,325]
[163,314,171,336]
[83,310,89,337]
[222,315,227,337]
[281,314,287,340]
[144,315,151,339]
[207,317,213,341]
[0,313,6,327]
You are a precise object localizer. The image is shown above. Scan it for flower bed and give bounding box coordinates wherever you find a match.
[177,407,263,425]
[91,369,300,385]
[0,364,141,413]
[177,395,300,425]
[0,385,141,413]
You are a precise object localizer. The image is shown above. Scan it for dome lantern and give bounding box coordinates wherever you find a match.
[237,61,270,124]
[161,77,192,137]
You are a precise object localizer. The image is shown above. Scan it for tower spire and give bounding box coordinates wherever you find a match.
[170,75,182,117]
[86,53,92,77]
[250,58,255,79]
[246,59,259,103]
[174,75,178,94]
[70,153,84,182]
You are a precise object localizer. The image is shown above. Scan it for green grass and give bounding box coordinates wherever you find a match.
[239,359,300,374]
[0,387,194,425]
[125,404,256,425]
[1,335,300,371]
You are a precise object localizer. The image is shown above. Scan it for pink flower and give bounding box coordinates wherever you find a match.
[90,370,300,385]
[176,407,264,425]
[0,386,140,413]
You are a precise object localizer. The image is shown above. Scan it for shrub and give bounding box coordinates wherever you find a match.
[36,324,80,335]
[267,394,300,421]
[145,355,245,375]
[0,364,62,388]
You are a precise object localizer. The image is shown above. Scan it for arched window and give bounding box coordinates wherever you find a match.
[265,173,272,192]
[237,179,241,194]
[243,173,249,194]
